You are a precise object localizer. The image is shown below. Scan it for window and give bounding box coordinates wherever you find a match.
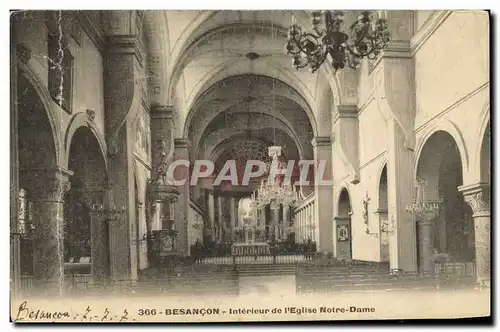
[47,32,74,113]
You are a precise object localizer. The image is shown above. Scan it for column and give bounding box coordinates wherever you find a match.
[85,188,108,285]
[24,168,72,295]
[374,35,417,273]
[216,194,223,242]
[104,29,145,281]
[229,197,236,241]
[272,207,280,239]
[11,24,20,298]
[416,218,434,274]
[89,206,110,285]
[174,138,190,256]
[283,204,290,239]
[208,191,215,241]
[312,136,334,253]
[459,183,490,287]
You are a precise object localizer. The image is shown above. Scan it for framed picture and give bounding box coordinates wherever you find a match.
[337,225,349,242]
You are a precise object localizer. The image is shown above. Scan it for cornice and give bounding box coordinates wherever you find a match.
[410,10,453,56]
[106,35,146,67]
[77,11,106,53]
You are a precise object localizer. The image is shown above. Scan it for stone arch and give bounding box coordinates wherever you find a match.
[377,163,388,211]
[183,74,318,139]
[414,120,469,183]
[337,187,352,217]
[17,62,62,167]
[64,112,108,172]
[167,10,343,110]
[415,130,475,262]
[474,102,490,183]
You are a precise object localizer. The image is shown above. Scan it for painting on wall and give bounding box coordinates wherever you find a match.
[337,224,350,242]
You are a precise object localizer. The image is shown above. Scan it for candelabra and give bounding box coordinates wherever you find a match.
[405,180,440,221]
[250,146,301,210]
[286,10,390,72]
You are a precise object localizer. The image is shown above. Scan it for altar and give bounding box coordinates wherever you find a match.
[231,242,270,256]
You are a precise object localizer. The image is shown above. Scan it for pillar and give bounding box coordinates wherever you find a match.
[216,195,223,242]
[283,204,290,239]
[11,19,20,299]
[272,207,280,239]
[174,138,190,256]
[459,183,490,287]
[229,196,236,241]
[374,28,417,273]
[312,136,333,253]
[104,32,144,281]
[89,205,110,285]
[207,191,215,241]
[416,219,434,274]
[85,188,108,285]
[24,168,72,295]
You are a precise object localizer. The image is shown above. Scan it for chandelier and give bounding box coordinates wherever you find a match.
[405,180,440,221]
[251,146,301,210]
[285,10,390,72]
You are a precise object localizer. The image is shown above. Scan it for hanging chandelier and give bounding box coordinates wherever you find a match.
[251,146,301,210]
[405,180,440,221]
[285,10,390,72]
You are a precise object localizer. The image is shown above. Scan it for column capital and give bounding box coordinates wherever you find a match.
[20,167,73,202]
[151,105,175,120]
[458,183,490,217]
[311,136,331,147]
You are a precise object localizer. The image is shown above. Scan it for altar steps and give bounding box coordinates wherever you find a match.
[237,264,296,276]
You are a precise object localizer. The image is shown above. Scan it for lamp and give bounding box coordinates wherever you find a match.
[286,11,390,72]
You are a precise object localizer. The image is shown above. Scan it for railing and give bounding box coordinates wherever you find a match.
[190,241,318,264]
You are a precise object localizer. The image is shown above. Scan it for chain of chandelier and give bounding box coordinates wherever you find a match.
[286,10,391,72]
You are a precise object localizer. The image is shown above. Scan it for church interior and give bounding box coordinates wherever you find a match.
[10,10,490,297]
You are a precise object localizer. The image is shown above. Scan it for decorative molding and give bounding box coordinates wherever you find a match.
[86,109,95,122]
[106,35,146,67]
[311,136,331,147]
[413,82,489,134]
[76,11,106,53]
[174,138,190,149]
[333,104,358,123]
[151,105,174,120]
[410,11,452,56]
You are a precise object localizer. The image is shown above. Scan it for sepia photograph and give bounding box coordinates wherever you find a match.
[8,8,491,323]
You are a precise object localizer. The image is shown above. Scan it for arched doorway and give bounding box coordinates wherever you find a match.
[336,188,352,259]
[378,165,390,262]
[66,126,108,282]
[416,131,474,272]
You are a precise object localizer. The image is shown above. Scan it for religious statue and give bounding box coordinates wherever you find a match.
[156,151,169,185]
